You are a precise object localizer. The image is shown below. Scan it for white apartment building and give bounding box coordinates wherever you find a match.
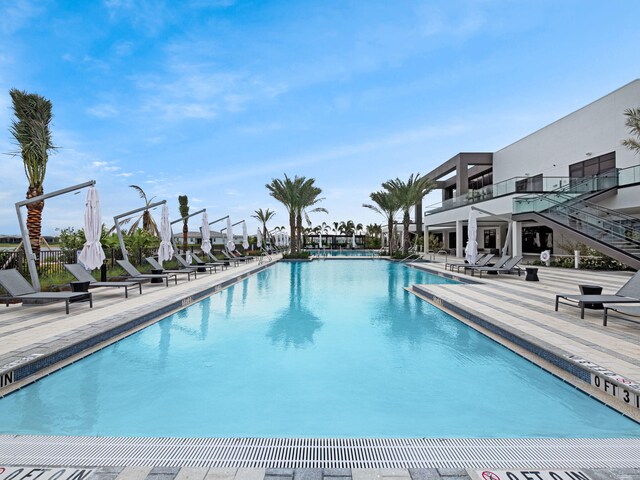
[422,79,640,268]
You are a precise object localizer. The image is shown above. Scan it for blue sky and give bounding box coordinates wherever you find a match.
[1,0,639,236]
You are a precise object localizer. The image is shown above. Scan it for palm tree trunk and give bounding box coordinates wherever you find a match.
[182,223,188,252]
[26,186,44,267]
[289,212,297,252]
[387,217,394,256]
[403,210,410,254]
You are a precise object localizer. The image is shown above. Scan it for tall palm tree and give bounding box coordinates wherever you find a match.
[622,107,640,154]
[382,173,434,254]
[295,177,327,250]
[127,185,160,236]
[252,208,276,245]
[9,89,56,265]
[266,174,327,253]
[339,220,356,235]
[178,195,189,251]
[266,175,298,251]
[363,190,401,256]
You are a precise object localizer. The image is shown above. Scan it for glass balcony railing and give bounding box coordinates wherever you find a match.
[424,165,639,216]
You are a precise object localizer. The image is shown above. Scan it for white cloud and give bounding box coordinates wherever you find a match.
[0,0,42,35]
[87,103,119,118]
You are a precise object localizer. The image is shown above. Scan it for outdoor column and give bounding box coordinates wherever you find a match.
[511,220,522,257]
[456,219,464,258]
[424,223,429,255]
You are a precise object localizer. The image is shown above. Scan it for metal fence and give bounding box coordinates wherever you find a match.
[0,247,161,278]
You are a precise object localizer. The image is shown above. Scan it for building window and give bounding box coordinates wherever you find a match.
[483,229,496,249]
[569,152,616,178]
[522,226,553,253]
[515,174,543,192]
[448,232,456,249]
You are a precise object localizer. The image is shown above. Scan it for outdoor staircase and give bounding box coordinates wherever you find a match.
[513,173,640,270]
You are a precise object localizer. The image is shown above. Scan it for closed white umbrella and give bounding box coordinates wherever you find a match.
[352,232,356,248]
[226,217,235,251]
[256,228,263,248]
[78,186,106,270]
[242,222,249,249]
[157,204,174,264]
[319,232,323,248]
[464,209,479,264]
[201,211,212,254]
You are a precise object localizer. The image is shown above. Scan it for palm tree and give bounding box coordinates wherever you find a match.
[295,177,327,250]
[9,89,56,265]
[266,175,298,251]
[622,107,640,154]
[339,220,356,236]
[252,208,276,245]
[126,185,160,236]
[178,195,189,252]
[363,190,401,256]
[266,174,327,253]
[382,173,434,254]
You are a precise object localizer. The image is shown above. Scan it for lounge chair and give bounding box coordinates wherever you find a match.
[191,252,228,270]
[65,263,144,298]
[0,268,93,314]
[444,253,489,272]
[474,255,523,278]
[463,254,510,275]
[174,253,218,273]
[223,250,251,263]
[145,257,196,281]
[230,250,254,262]
[116,260,178,286]
[602,305,640,327]
[209,251,237,267]
[555,270,640,319]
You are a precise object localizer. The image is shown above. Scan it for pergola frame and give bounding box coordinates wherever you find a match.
[113,200,167,262]
[15,180,96,291]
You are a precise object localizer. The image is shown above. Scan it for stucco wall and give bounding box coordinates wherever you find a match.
[493,79,640,183]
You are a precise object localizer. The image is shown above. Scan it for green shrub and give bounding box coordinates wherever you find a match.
[283,251,310,260]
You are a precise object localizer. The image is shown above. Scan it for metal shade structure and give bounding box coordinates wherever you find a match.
[78,186,106,270]
[114,200,166,262]
[157,204,174,264]
[15,180,96,291]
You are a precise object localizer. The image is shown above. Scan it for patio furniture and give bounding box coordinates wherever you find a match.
[579,284,603,309]
[191,253,228,270]
[65,263,144,298]
[0,268,93,314]
[525,267,539,282]
[145,257,196,281]
[474,256,524,278]
[444,253,490,272]
[555,271,640,319]
[603,305,640,326]
[116,260,178,286]
[463,254,511,275]
[174,253,218,273]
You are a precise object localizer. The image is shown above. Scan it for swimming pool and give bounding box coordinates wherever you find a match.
[0,260,638,438]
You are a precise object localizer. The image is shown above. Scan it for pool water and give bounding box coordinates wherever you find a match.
[0,261,638,438]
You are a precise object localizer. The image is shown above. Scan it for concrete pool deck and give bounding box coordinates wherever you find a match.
[0,256,639,475]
